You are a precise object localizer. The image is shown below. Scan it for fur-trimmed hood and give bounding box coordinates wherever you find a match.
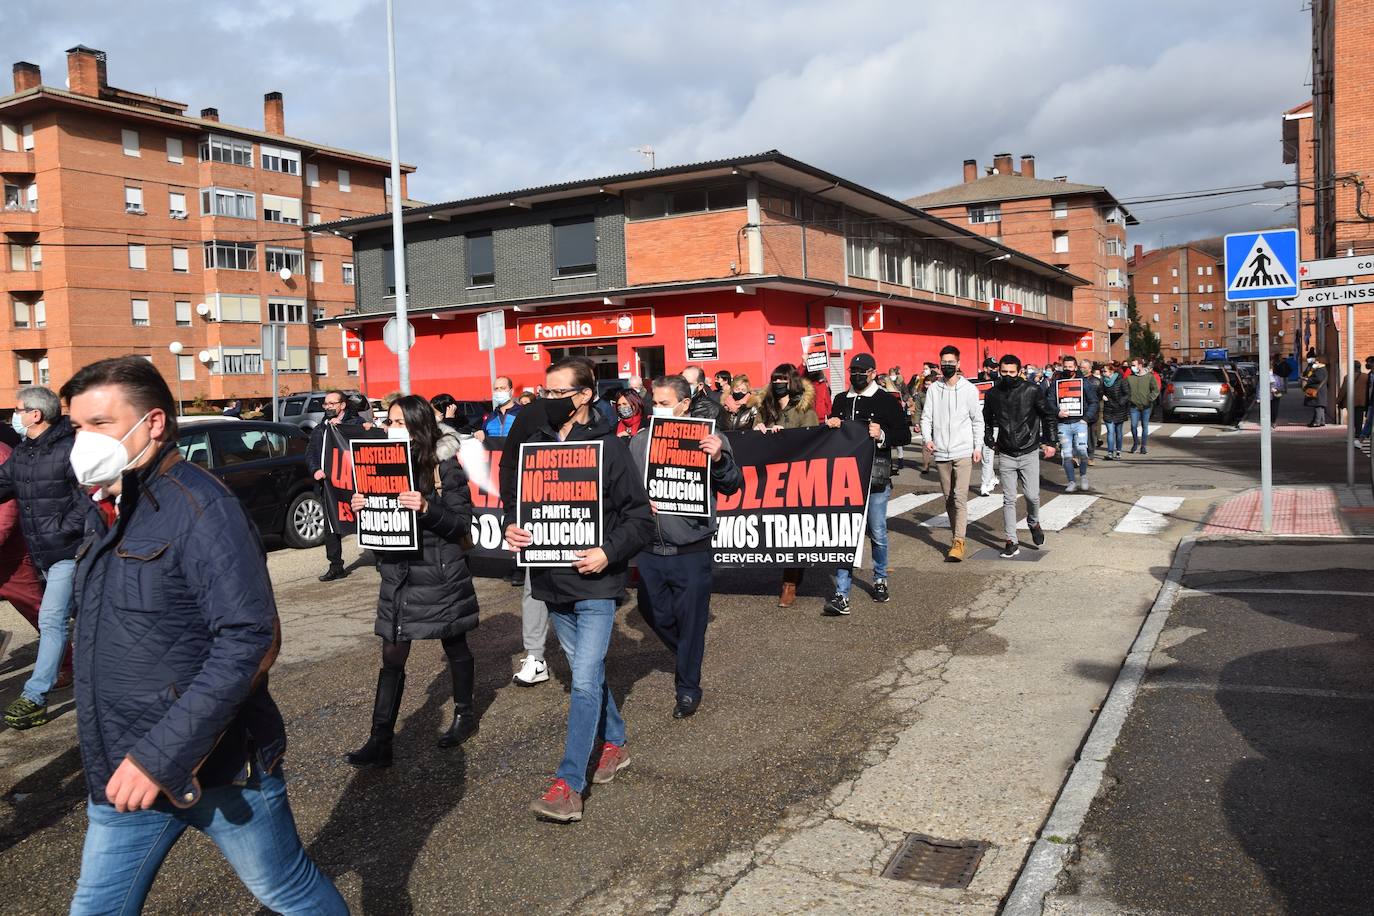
[435,422,463,462]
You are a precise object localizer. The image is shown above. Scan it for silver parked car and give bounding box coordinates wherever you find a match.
[1162,365,1237,422]
[277,389,365,430]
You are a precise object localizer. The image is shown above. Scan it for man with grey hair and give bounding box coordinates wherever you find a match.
[680,366,722,422]
[1,386,84,729]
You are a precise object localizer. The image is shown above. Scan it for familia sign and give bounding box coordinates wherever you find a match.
[644,417,714,517]
[350,439,420,551]
[516,308,654,345]
[516,440,604,566]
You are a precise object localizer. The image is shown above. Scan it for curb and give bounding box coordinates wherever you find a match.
[1000,533,1198,916]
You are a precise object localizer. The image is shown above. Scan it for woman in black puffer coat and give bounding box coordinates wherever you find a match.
[346,395,480,768]
[1100,363,1132,459]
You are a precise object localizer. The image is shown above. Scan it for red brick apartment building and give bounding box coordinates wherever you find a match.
[1284,0,1374,384]
[318,152,1092,399]
[906,153,1136,362]
[1126,244,1252,363]
[0,46,412,406]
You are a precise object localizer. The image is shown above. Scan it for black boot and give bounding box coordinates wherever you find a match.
[437,652,477,748]
[319,564,349,582]
[346,668,404,768]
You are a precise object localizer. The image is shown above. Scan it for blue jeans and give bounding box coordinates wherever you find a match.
[1129,406,1150,449]
[23,558,74,706]
[835,485,890,596]
[548,599,625,793]
[1057,421,1089,483]
[71,769,344,916]
[1106,421,1124,454]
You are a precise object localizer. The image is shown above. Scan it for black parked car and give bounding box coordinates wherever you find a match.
[175,419,326,548]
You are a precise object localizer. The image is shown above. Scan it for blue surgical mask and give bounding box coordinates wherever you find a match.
[10,412,27,436]
[492,390,512,407]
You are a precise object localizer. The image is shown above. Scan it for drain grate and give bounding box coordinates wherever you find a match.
[880,833,988,888]
[1175,483,1214,490]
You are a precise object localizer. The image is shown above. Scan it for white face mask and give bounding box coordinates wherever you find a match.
[69,411,155,488]
[386,426,409,440]
[652,405,680,419]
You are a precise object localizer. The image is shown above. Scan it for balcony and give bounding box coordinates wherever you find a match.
[0,150,35,174]
[4,268,42,291]
[5,327,47,350]
[0,201,39,231]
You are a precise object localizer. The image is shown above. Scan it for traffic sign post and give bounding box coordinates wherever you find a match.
[1257,301,1273,533]
[477,309,507,411]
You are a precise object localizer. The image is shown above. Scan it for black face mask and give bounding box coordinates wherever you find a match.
[731,390,747,402]
[996,375,1018,389]
[770,382,790,399]
[849,372,870,391]
[543,394,578,428]
[1061,368,1077,379]
[940,364,957,379]
[323,407,340,420]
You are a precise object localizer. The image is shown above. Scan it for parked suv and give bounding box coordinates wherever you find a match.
[1162,365,1238,423]
[175,419,326,548]
[277,389,364,430]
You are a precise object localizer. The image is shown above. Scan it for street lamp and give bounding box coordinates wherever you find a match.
[168,341,184,416]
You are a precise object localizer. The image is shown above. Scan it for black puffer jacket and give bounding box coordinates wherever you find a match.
[375,426,479,642]
[0,417,85,572]
[983,378,1057,457]
[688,389,722,422]
[1101,374,1131,424]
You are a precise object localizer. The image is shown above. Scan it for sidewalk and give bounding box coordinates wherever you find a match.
[1202,484,1374,536]
[1033,538,1374,915]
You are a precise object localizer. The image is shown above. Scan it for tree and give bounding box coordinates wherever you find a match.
[1126,294,1161,361]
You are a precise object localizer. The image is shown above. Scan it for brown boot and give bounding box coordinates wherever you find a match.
[778,580,798,608]
[945,538,966,563]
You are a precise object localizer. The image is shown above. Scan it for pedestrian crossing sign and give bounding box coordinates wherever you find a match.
[1224,228,1298,301]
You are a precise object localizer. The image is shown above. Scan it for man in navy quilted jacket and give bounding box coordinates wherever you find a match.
[61,357,344,915]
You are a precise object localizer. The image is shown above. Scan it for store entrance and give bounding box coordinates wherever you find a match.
[549,344,620,396]
[634,346,665,382]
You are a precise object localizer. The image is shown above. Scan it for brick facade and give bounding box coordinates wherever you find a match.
[1127,245,1235,363]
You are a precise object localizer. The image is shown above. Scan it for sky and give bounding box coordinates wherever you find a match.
[8,0,1312,250]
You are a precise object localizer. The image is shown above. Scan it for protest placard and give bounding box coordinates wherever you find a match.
[644,416,714,517]
[802,333,829,376]
[350,439,419,551]
[466,436,511,558]
[1056,378,1084,419]
[516,440,603,567]
[974,380,993,402]
[320,424,386,537]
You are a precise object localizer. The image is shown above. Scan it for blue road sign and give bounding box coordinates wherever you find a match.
[1224,229,1298,301]
[1203,347,1229,361]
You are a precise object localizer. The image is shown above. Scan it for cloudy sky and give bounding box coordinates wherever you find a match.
[12,1,1309,248]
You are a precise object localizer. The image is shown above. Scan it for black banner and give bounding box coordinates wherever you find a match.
[320,424,386,536]
[712,425,874,568]
[644,417,714,517]
[351,439,419,551]
[516,440,604,567]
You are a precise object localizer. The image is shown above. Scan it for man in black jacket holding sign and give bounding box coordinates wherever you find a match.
[984,354,1058,559]
[308,390,370,581]
[629,375,743,720]
[822,353,910,617]
[504,358,653,824]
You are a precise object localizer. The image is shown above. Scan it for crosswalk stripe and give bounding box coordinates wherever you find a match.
[1170,425,1203,438]
[1017,494,1098,531]
[886,492,942,517]
[1113,496,1185,534]
[922,494,1008,528]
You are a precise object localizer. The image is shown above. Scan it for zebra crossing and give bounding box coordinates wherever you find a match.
[887,486,1193,535]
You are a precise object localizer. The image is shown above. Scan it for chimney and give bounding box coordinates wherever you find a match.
[963,159,978,183]
[65,45,106,97]
[264,91,284,134]
[992,152,1013,175]
[200,107,219,122]
[1134,244,1144,262]
[12,62,41,93]
[1020,154,1035,179]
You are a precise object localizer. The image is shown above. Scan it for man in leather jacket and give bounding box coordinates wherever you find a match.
[983,354,1057,558]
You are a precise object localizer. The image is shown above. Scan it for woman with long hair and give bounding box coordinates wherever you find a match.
[755,363,818,607]
[346,395,481,768]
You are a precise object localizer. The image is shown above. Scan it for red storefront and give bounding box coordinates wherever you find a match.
[348,279,1082,399]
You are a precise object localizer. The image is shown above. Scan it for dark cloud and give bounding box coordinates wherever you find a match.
[11,1,1309,248]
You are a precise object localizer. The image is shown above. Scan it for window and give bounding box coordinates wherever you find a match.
[1052,200,1068,218]
[212,347,263,375]
[201,187,255,219]
[1171,268,1178,277]
[1208,321,1214,329]
[199,134,252,166]
[879,235,907,285]
[1173,322,1179,330]
[128,244,147,270]
[1052,231,1069,253]
[1173,305,1179,313]
[306,163,319,187]
[308,211,321,225]
[312,307,326,321]
[215,294,262,322]
[265,246,304,275]
[131,298,150,326]
[16,356,36,384]
[175,300,192,327]
[337,168,350,192]
[758,183,794,217]
[262,194,302,224]
[315,354,328,376]
[260,144,300,175]
[310,259,324,283]
[1171,341,1180,350]
[845,221,877,280]
[968,206,1001,224]
[9,240,39,271]
[1152,275,1158,285]
[5,180,37,211]
[1153,313,1161,323]
[383,246,404,295]
[1107,268,1125,288]
[12,297,30,328]
[342,262,354,285]
[171,247,189,273]
[122,128,139,157]
[552,217,596,276]
[21,124,33,151]
[1198,321,1205,329]
[1207,284,1214,293]
[1152,293,1159,303]
[347,356,360,376]
[1197,284,1204,293]
[168,190,187,218]
[268,298,307,323]
[213,428,286,465]
[1172,286,1179,294]
[178,355,195,382]
[624,183,747,219]
[166,137,183,163]
[203,240,257,271]
[467,231,494,286]
[1206,265,1214,276]
[1197,266,1204,276]
[124,186,144,213]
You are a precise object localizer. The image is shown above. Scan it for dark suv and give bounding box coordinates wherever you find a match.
[175,419,326,548]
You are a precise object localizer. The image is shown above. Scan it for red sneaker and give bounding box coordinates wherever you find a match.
[592,742,631,785]
[530,778,583,823]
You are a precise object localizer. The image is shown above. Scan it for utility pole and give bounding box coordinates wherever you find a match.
[385,0,411,394]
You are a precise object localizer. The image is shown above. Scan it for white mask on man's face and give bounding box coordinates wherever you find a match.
[69,411,155,488]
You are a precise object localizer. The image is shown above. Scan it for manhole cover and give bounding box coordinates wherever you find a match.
[880,833,988,888]
[1176,484,1213,490]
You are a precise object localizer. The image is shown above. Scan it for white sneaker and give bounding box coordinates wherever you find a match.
[1078,478,1091,492]
[512,655,549,686]
[1065,481,1079,494]
[978,488,994,497]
